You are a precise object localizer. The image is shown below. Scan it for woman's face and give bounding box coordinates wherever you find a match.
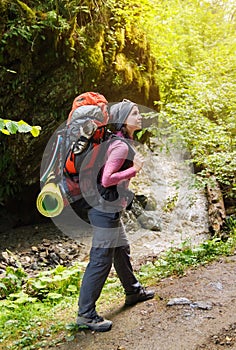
[125,106,142,135]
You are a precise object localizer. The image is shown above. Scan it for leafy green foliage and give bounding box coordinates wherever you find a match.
[0,263,84,303]
[0,263,85,347]
[0,118,41,137]
[141,0,236,202]
[0,266,27,299]
[26,265,82,300]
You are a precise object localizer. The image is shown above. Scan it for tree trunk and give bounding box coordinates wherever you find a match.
[206,175,226,235]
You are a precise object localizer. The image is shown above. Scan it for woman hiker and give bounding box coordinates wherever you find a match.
[76,99,155,332]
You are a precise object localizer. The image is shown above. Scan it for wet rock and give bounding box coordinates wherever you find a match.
[1,251,9,263]
[29,263,39,270]
[127,195,160,231]
[122,211,141,233]
[22,256,31,264]
[39,251,47,259]
[208,281,223,291]
[0,262,6,269]
[58,252,67,260]
[137,212,161,231]
[190,301,213,310]
[167,297,192,306]
[49,252,60,264]
[136,194,157,211]
[42,239,51,247]
[167,297,213,310]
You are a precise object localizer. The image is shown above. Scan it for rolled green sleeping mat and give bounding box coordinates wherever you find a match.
[36,181,64,217]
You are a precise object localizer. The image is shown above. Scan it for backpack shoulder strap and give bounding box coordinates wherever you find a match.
[107,134,135,155]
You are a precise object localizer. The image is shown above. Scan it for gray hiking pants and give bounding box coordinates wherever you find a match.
[78,207,141,317]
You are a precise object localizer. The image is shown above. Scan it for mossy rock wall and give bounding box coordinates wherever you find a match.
[0,0,160,226]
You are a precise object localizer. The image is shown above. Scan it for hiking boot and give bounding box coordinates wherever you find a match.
[77,314,112,332]
[125,287,155,306]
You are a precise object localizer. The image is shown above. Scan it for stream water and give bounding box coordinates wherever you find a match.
[128,138,210,263]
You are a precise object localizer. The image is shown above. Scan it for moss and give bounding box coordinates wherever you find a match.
[86,32,104,79]
[125,25,147,50]
[68,16,77,52]
[115,28,125,52]
[16,0,36,20]
[115,53,133,84]
[142,75,151,101]
[86,24,104,46]
[133,69,143,92]
[87,46,103,77]
[0,0,8,13]
[112,72,124,86]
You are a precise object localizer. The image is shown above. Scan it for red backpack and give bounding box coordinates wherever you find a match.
[40,92,111,209]
[64,92,109,174]
[67,91,108,125]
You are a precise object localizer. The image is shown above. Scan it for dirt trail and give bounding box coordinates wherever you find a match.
[54,255,236,350]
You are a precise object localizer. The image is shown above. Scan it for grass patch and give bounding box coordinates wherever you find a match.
[139,233,236,286]
[0,221,235,349]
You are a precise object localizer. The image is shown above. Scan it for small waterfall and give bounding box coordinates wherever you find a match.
[128,137,210,262]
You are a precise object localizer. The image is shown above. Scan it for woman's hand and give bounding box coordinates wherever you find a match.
[133,153,145,172]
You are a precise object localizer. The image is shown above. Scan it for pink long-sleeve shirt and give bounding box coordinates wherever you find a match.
[101,136,136,189]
